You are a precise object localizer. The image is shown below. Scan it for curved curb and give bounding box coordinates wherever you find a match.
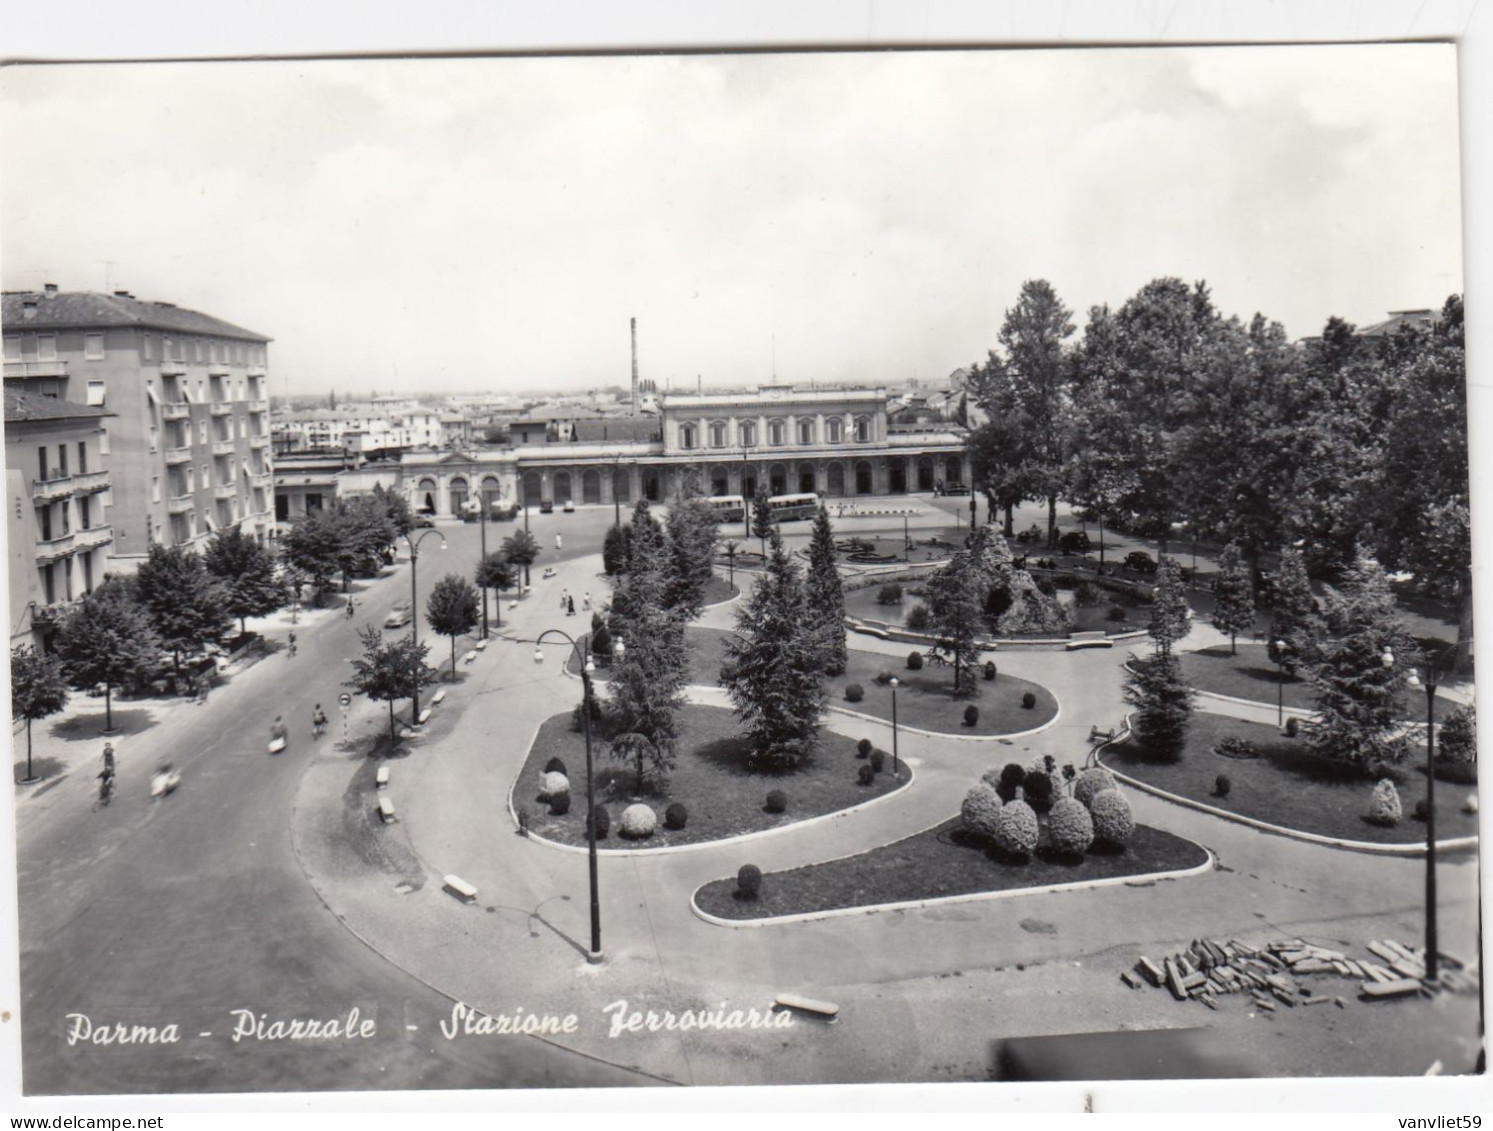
[844,617,1148,652]
[513,759,917,858]
[822,697,1062,744]
[687,844,1216,929]
[1098,753,1480,857]
[1191,685,1314,719]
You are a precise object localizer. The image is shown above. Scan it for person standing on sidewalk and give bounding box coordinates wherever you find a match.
[555,532,563,552]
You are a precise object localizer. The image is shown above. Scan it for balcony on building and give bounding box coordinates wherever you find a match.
[162,402,191,421]
[167,494,194,515]
[250,434,270,449]
[73,524,113,551]
[210,401,234,417]
[164,445,193,465]
[211,439,236,456]
[35,531,76,562]
[4,360,69,380]
[160,361,188,378]
[213,484,238,502]
[247,365,267,378]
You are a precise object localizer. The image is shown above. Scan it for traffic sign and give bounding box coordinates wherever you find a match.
[338,693,352,710]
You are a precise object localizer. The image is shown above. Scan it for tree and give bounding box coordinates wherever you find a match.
[282,508,345,600]
[750,479,775,558]
[1267,545,1321,675]
[501,529,541,587]
[370,482,414,537]
[602,525,629,576]
[1210,542,1255,655]
[133,543,233,685]
[54,581,160,732]
[719,527,827,768]
[1439,704,1476,764]
[346,625,436,749]
[924,548,985,698]
[11,645,68,782]
[605,497,687,787]
[203,526,285,637]
[965,415,1026,537]
[608,731,674,794]
[1305,547,1414,772]
[475,553,517,630]
[1123,651,1195,761]
[425,574,479,679]
[664,481,720,619]
[337,495,397,589]
[1147,555,1190,657]
[804,505,847,675]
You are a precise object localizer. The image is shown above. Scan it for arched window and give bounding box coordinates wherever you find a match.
[679,422,697,450]
[709,420,727,448]
[740,421,757,447]
[854,415,871,443]
[797,418,814,445]
[768,418,786,446]
[826,417,843,444]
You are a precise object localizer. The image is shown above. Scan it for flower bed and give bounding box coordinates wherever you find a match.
[513,704,910,850]
[694,818,1208,920]
[1101,712,1479,845]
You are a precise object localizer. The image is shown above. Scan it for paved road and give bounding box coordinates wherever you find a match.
[11,510,641,1095]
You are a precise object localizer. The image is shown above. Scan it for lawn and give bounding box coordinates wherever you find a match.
[697,571,739,609]
[693,818,1209,921]
[512,703,910,850]
[845,574,1148,637]
[1179,645,1459,722]
[1102,712,1480,846]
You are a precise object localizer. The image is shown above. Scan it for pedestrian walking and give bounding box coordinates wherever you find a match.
[567,595,576,617]
[102,742,116,776]
[582,592,591,612]
[287,631,298,658]
[560,589,569,612]
[555,533,563,552]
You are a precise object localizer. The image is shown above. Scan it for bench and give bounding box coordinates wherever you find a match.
[476,639,488,651]
[417,708,432,725]
[443,874,478,904]
[377,795,396,823]
[375,766,390,789]
[432,688,447,705]
[774,993,839,1020]
[1066,638,1114,651]
[463,650,478,665]
[1089,725,1116,745]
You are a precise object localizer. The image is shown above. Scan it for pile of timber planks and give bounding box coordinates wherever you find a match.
[1124,936,1480,1013]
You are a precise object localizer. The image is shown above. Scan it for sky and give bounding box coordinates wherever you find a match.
[0,45,1465,397]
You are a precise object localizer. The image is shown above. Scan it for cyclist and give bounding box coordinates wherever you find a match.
[102,742,116,776]
[312,704,328,739]
[287,631,298,657]
[97,765,114,806]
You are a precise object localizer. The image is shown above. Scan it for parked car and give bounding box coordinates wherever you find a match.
[413,515,436,529]
[384,600,414,629]
[1124,550,1158,575]
[539,500,555,514]
[562,499,575,513]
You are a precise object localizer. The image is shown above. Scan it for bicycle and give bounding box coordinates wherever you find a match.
[97,770,114,807]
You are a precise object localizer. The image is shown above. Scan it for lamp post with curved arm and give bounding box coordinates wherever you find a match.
[403,527,447,723]
[1408,639,1466,983]
[533,629,624,964]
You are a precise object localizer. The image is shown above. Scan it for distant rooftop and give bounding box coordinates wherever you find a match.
[2,286,270,342]
[4,386,113,423]
[661,385,887,408]
[1358,308,1438,338]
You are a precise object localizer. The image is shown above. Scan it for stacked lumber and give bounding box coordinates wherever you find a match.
[1124,936,1482,1014]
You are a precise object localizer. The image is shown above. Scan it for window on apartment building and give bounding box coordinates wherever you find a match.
[86,380,106,407]
[79,496,91,530]
[81,552,93,594]
[77,442,87,473]
[201,465,209,490]
[148,424,159,453]
[199,421,208,445]
[740,421,757,447]
[679,423,697,450]
[189,513,197,538]
[99,428,110,456]
[42,562,55,605]
[768,419,786,446]
[170,338,184,362]
[37,335,57,361]
[798,419,814,445]
[826,418,843,443]
[84,333,105,360]
[37,446,48,480]
[185,468,195,493]
[152,476,162,503]
[3,337,19,362]
[142,334,158,361]
[58,444,68,477]
[39,506,52,541]
[854,416,871,443]
[60,499,70,536]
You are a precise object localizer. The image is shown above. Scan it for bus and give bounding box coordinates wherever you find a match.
[705,495,747,523]
[767,492,819,521]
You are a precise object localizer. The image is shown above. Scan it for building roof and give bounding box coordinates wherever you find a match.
[1359,308,1438,338]
[573,418,661,443]
[661,386,886,409]
[2,289,270,342]
[3,386,112,423]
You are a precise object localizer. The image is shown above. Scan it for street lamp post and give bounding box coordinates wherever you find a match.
[533,629,624,965]
[403,528,447,724]
[888,676,900,775]
[1273,639,1287,728]
[478,495,489,640]
[1409,645,1456,983]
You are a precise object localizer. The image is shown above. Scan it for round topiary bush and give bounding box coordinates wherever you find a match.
[1412,798,1430,822]
[619,803,657,839]
[1368,779,1402,827]
[877,583,904,605]
[1106,605,1127,622]
[906,604,931,631]
[980,766,1004,789]
[873,669,895,685]
[961,783,1004,841]
[1214,735,1257,760]
[588,804,611,839]
[664,802,688,830]
[993,799,1039,859]
[1023,770,1055,812]
[845,683,864,703]
[983,660,997,681]
[550,792,571,816]
[1021,691,1037,710]
[765,789,788,814]
[1214,774,1231,799]
[907,651,924,671]
[1089,789,1135,847]
[996,763,1027,803]
[857,763,876,786]
[737,864,762,899]
[539,771,570,802]
[1047,797,1095,858]
[1284,716,1300,738]
[869,749,886,773]
[1073,767,1117,809]
[544,757,568,776]
[963,704,979,727]
[857,738,873,759]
